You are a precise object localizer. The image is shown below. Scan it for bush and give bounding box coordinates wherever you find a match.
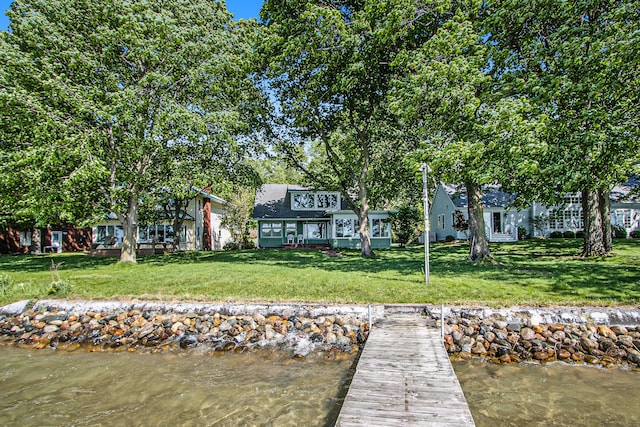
[631,230,640,239]
[612,225,627,239]
[549,231,563,238]
[576,230,585,238]
[243,240,256,250]
[563,230,576,238]
[223,241,240,251]
[445,235,455,242]
[517,226,530,240]
[48,280,71,296]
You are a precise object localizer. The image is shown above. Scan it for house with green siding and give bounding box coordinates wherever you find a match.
[253,184,392,249]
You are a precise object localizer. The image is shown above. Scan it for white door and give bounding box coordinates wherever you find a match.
[51,231,63,253]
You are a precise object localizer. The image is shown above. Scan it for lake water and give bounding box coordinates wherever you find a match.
[454,360,640,426]
[2,345,639,426]
[0,346,356,426]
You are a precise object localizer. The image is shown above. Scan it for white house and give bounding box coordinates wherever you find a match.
[91,188,232,254]
[430,184,520,242]
[429,178,640,242]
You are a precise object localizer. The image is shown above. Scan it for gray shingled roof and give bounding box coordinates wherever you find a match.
[253,184,330,219]
[611,177,640,204]
[444,184,516,208]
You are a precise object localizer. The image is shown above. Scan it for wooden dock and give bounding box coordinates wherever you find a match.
[336,314,475,426]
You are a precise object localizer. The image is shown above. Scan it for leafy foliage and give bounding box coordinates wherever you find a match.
[484,0,640,256]
[0,0,262,262]
[259,0,420,256]
[389,206,422,247]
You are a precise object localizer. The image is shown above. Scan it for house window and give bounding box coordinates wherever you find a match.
[138,225,175,243]
[335,218,360,238]
[20,231,32,246]
[316,193,339,209]
[95,225,124,244]
[549,208,583,230]
[261,222,282,238]
[371,219,389,238]
[292,192,340,210]
[438,214,445,230]
[292,193,315,209]
[305,223,326,239]
[285,222,297,238]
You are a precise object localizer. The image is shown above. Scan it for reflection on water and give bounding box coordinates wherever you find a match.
[0,346,356,426]
[454,360,640,427]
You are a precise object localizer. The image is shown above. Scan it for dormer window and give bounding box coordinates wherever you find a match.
[292,193,315,209]
[291,192,340,210]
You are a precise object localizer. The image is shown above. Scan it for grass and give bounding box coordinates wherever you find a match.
[0,239,639,307]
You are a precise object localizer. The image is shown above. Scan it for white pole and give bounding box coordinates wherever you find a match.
[421,163,430,285]
[440,304,445,339]
[368,304,372,330]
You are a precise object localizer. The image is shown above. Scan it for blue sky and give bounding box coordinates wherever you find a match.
[0,0,262,31]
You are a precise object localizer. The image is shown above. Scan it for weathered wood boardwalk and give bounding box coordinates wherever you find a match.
[336,314,475,426]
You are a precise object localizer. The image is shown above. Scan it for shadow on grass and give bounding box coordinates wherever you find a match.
[2,239,639,304]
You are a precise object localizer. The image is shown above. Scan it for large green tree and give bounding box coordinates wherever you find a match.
[259,0,418,257]
[485,0,640,256]
[388,0,543,261]
[0,0,260,262]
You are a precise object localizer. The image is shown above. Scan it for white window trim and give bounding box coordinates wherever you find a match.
[291,192,340,211]
[261,221,283,238]
[335,218,360,238]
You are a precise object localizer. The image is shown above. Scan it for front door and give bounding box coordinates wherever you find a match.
[51,231,63,253]
[492,212,502,233]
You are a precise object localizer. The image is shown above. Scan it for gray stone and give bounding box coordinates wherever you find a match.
[520,327,535,341]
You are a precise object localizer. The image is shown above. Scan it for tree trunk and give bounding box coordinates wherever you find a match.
[465,181,491,261]
[171,200,186,252]
[120,193,139,263]
[357,170,373,258]
[599,188,612,252]
[30,228,42,254]
[581,189,607,257]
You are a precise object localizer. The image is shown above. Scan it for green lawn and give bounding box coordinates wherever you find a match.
[0,239,639,307]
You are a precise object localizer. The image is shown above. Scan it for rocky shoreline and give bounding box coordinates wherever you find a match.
[2,301,640,368]
[0,300,370,358]
[428,307,640,368]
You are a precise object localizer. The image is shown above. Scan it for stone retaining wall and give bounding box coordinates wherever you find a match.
[421,306,640,368]
[0,300,371,358]
[2,301,640,367]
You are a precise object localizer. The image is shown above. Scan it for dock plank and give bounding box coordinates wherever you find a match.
[335,314,475,426]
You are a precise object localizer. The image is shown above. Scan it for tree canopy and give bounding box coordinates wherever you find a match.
[0,0,263,262]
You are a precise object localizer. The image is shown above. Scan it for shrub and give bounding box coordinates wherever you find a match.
[631,230,640,239]
[389,206,422,248]
[518,226,530,240]
[243,240,256,250]
[563,230,576,238]
[223,241,240,251]
[612,225,627,239]
[48,280,72,296]
[445,235,455,242]
[576,230,585,238]
[549,231,563,238]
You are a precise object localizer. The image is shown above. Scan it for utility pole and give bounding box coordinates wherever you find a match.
[420,163,430,285]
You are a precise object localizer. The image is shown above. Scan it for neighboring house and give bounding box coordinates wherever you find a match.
[0,224,91,254]
[91,188,232,254]
[430,178,640,242]
[1,188,232,255]
[609,178,640,238]
[253,184,392,249]
[430,184,520,242]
